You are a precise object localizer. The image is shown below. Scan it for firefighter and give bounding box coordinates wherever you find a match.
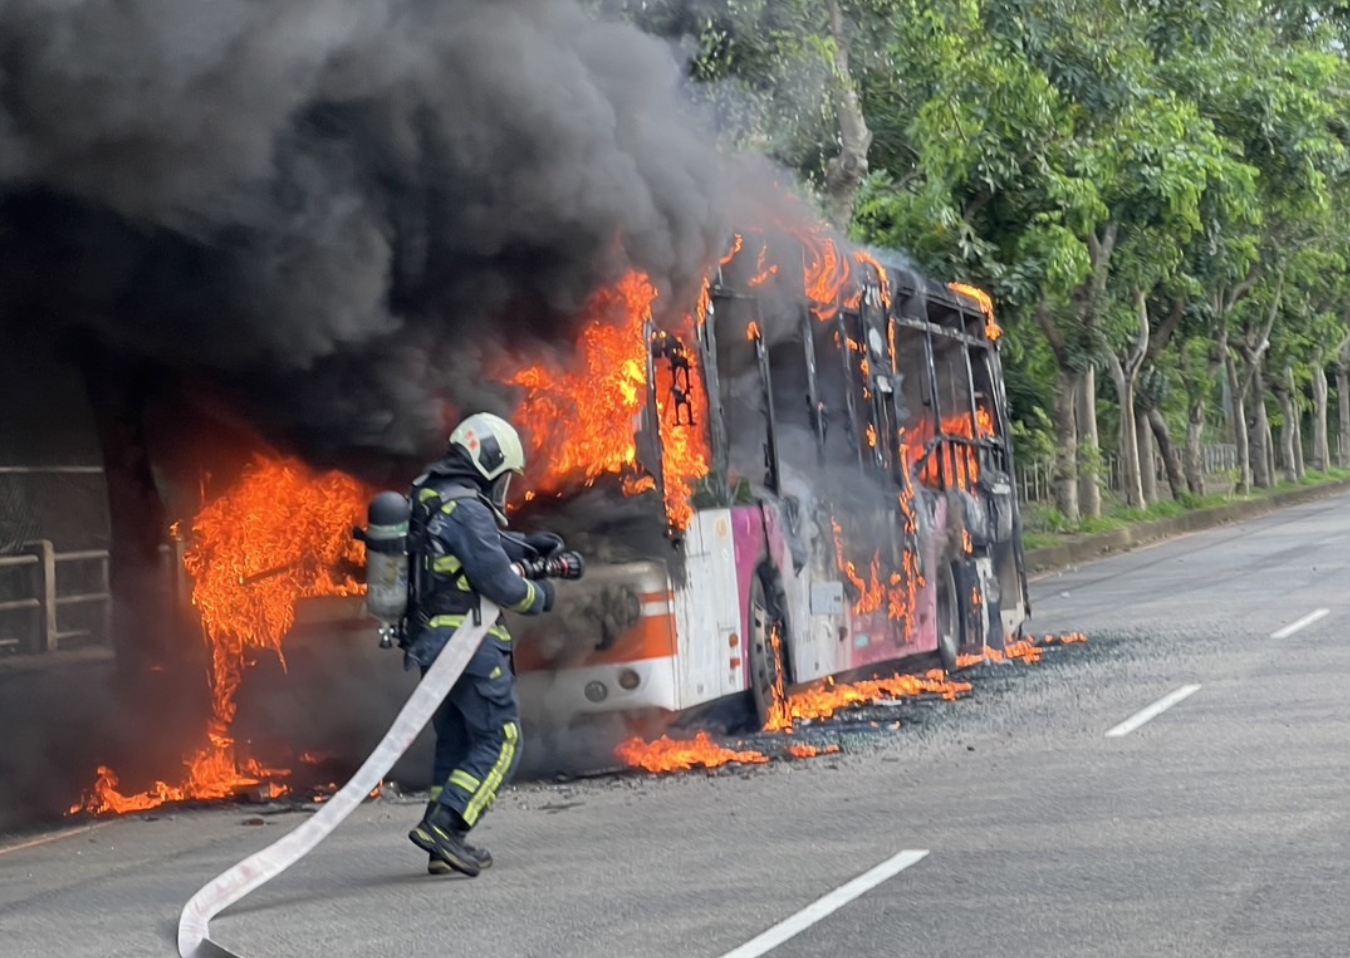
[403,412,559,877]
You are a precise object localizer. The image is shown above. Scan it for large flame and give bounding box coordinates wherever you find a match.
[510,270,709,531]
[614,731,769,773]
[72,457,368,815]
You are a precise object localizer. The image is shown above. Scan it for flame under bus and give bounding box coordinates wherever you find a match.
[511,239,1030,726]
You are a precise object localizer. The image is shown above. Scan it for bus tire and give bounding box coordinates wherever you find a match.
[936,562,962,673]
[748,567,788,729]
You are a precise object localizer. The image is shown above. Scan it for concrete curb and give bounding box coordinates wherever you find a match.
[1023,478,1350,574]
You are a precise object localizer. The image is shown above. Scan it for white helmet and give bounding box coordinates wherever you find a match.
[447,413,526,520]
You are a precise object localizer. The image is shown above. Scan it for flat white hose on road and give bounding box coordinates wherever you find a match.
[177,601,498,958]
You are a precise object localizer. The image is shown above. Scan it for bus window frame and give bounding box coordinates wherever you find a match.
[752,297,783,497]
[638,316,667,500]
[706,280,784,500]
[891,284,1001,495]
[695,283,731,508]
[798,304,825,466]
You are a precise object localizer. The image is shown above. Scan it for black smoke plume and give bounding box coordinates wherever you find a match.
[0,0,763,477]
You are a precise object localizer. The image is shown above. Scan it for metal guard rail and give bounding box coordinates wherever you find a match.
[0,542,111,653]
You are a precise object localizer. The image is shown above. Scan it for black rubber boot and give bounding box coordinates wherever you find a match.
[409,802,482,877]
[423,799,493,874]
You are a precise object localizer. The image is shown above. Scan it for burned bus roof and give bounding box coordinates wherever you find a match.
[887,266,984,316]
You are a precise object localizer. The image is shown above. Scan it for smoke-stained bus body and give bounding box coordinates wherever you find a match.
[511,241,1031,729]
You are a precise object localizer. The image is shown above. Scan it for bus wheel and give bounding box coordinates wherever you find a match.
[936,563,961,673]
[748,569,788,729]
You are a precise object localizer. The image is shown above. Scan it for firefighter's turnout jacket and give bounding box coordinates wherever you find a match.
[403,473,549,669]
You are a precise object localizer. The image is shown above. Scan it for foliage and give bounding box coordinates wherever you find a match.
[599,0,1350,485]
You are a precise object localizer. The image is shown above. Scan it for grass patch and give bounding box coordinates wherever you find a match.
[1022,468,1350,545]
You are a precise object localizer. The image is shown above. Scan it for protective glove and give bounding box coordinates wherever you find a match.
[536,578,557,613]
[525,531,565,557]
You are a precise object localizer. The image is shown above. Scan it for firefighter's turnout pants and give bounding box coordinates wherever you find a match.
[423,633,521,828]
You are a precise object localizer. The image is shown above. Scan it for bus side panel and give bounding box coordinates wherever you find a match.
[673,509,745,707]
[911,493,945,656]
[839,498,941,670]
[730,505,766,696]
[749,501,845,684]
[846,609,906,669]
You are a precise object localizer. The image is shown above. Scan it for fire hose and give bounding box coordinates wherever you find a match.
[176,599,499,958]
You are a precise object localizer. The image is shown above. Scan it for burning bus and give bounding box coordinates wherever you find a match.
[46,224,1029,815]
[505,227,1030,733]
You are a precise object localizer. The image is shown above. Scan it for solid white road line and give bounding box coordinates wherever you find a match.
[0,822,110,856]
[1270,608,1330,640]
[717,850,930,958]
[1105,684,1203,738]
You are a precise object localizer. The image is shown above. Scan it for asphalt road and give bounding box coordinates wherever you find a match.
[3,492,1349,958]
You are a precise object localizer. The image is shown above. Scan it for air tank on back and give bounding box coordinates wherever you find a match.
[356,491,412,627]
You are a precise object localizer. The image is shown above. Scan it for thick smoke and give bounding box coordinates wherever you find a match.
[0,0,753,473]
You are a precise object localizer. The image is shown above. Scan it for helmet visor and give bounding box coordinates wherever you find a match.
[490,473,513,514]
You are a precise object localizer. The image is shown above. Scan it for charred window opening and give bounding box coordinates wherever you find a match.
[711,285,774,497]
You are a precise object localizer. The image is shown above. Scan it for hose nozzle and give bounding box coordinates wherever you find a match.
[513,550,585,581]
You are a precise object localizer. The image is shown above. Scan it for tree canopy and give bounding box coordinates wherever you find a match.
[602,0,1350,516]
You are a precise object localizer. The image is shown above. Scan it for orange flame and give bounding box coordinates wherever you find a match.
[510,271,710,531]
[904,410,997,490]
[510,273,653,491]
[615,731,769,773]
[73,457,369,815]
[957,633,1088,669]
[720,233,745,266]
[828,519,920,632]
[764,624,793,732]
[948,282,1002,341]
[772,670,972,727]
[787,743,842,759]
[748,243,780,288]
[852,249,892,311]
[789,222,852,322]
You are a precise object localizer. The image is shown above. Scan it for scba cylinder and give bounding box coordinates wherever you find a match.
[361,491,411,626]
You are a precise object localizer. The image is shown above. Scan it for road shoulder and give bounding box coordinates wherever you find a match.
[1023,479,1350,573]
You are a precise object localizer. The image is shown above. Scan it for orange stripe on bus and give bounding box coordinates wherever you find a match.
[584,591,675,665]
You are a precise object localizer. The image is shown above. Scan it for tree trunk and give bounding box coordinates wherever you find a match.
[1183,401,1206,497]
[1103,290,1150,510]
[1312,364,1330,472]
[1137,410,1158,504]
[1106,356,1144,508]
[1077,364,1102,518]
[1250,367,1274,488]
[1182,343,1221,498]
[1052,365,1080,522]
[1275,377,1297,484]
[1147,404,1186,501]
[821,0,873,227]
[1225,349,1251,494]
[1289,366,1305,481]
[1337,354,1350,468]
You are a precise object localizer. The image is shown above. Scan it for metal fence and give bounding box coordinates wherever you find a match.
[0,464,113,656]
[1016,443,1239,504]
[0,541,111,655]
